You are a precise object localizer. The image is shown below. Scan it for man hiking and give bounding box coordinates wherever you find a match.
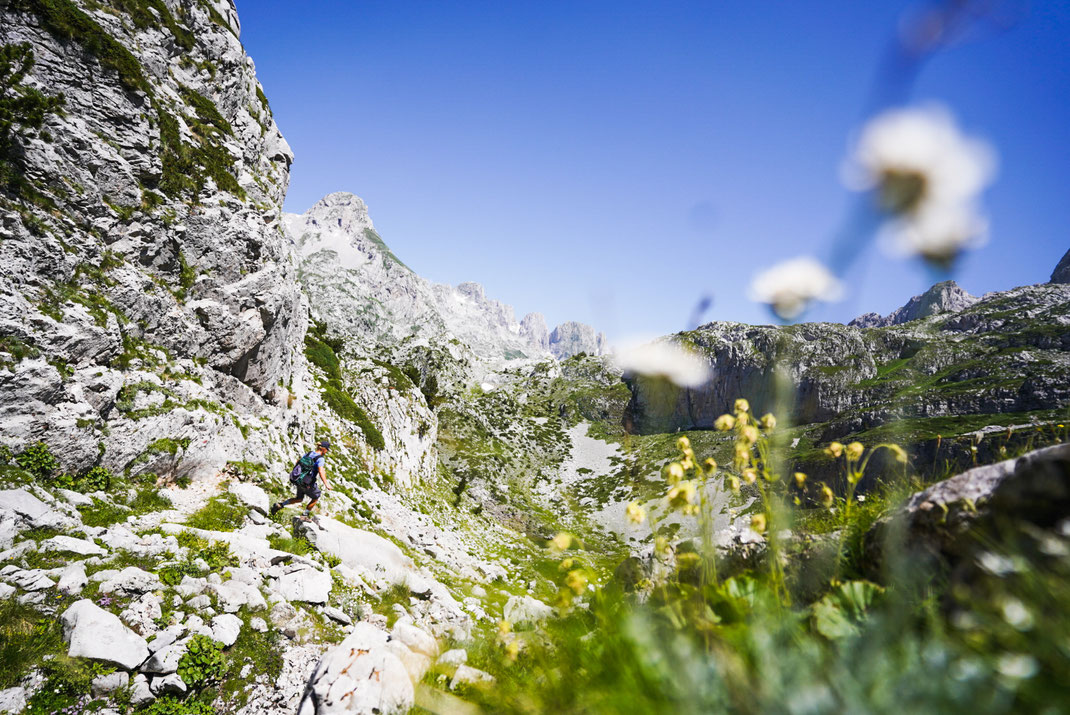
[271,440,332,523]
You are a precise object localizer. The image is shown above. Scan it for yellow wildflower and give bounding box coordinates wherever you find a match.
[704,457,717,473]
[714,414,736,431]
[887,444,908,464]
[820,484,835,508]
[847,442,865,462]
[550,532,572,551]
[794,472,807,488]
[680,456,695,471]
[504,639,520,662]
[734,398,750,414]
[498,620,512,635]
[740,425,760,444]
[750,513,767,534]
[676,436,691,451]
[760,413,777,430]
[566,569,588,595]
[667,480,697,512]
[654,535,672,557]
[626,501,646,525]
[558,557,574,571]
[734,442,751,469]
[742,468,758,484]
[727,475,741,493]
[825,442,844,458]
[666,462,685,485]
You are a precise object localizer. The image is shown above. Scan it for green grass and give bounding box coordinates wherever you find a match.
[304,328,386,450]
[0,599,66,689]
[185,493,246,532]
[14,0,151,93]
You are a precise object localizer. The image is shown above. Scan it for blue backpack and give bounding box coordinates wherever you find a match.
[290,451,320,487]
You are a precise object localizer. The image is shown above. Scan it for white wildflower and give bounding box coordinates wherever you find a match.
[886,201,989,267]
[1000,597,1034,631]
[847,105,996,213]
[747,257,844,320]
[996,653,1038,680]
[614,340,710,388]
[846,105,996,267]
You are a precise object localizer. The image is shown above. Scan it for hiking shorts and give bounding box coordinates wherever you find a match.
[296,481,321,501]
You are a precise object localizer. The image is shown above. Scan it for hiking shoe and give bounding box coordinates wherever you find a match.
[270,502,282,516]
[304,511,321,526]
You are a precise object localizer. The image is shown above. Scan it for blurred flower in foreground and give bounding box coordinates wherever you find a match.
[846,105,996,267]
[626,501,646,524]
[747,257,844,320]
[614,339,710,388]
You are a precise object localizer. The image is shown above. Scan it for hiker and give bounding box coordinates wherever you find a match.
[271,440,332,522]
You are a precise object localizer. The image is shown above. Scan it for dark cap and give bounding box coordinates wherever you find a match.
[317,439,331,450]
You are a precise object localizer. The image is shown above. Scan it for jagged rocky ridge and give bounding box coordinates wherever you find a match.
[286,192,606,362]
[849,280,978,328]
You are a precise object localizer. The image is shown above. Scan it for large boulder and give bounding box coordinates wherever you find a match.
[298,622,413,714]
[272,565,332,604]
[296,518,413,587]
[61,599,149,670]
[869,443,1070,564]
[504,594,554,626]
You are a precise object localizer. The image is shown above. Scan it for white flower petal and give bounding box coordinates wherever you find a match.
[851,105,996,208]
[613,340,710,388]
[747,257,844,319]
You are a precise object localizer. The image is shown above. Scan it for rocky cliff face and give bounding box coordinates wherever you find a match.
[849,280,978,328]
[0,0,304,476]
[549,321,608,359]
[627,282,1070,446]
[286,192,605,362]
[1052,248,1070,284]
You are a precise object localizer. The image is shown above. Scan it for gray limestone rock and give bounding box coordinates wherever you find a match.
[61,599,149,670]
[298,622,413,714]
[849,280,978,328]
[549,321,608,359]
[1051,248,1070,284]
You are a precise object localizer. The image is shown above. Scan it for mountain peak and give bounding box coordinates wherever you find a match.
[850,280,978,328]
[1051,248,1070,284]
[304,192,374,233]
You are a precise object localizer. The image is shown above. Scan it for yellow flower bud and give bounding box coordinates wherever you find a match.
[676,436,691,451]
[558,557,574,571]
[824,442,844,459]
[820,484,835,509]
[505,639,520,661]
[794,472,807,488]
[887,444,908,464]
[760,413,777,430]
[714,414,736,431]
[680,456,694,471]
[654,535,671,556]
[667,480,697,512]
[625,501,646,525]
[565,569,588,595]
[498,620,512,635]
[846,442,865,462]
[742,468,758,484]
[666,462,685,485]
[740,425,759,444]
[550,532,572,551]
[727,475,741,493]
[734,398,750,414]
[704,458,717,473]
[750,513,767,534]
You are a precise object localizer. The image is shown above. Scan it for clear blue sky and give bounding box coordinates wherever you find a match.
[239,1,1070,340]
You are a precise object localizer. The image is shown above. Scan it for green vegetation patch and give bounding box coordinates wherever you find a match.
[184,493,246,532]
[304,323,386,450]
[13,0,150,93]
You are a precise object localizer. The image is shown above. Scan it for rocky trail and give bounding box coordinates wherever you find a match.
[0,458,504,714]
